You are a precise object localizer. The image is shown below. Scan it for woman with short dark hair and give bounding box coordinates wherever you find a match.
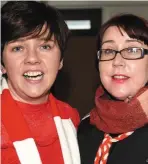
[78,14,148,164]
[1,1,80,164]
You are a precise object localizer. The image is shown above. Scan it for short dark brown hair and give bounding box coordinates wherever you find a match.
[1,1,70,65]
[97,14,148,51]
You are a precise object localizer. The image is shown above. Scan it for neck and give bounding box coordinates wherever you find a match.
[7,81,49,104]
[90,86,148,133]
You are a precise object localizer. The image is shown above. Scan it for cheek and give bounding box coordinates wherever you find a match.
[4,60,19,74]
[44,59,61,75]
[145,58,148,82]
[130,60,148,86]
[3,61,12,74]
[99,63,106,75]
[44,51,61,66]
[3,58,23,80]
[99,62,111,80]
[3,52,15,73]
[144,68,148,85]
[46,59,60,69]
[99,62,111,75]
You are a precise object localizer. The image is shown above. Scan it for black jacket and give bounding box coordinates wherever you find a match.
[78,116,148,164]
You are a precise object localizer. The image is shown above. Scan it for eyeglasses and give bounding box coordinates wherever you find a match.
[97,47,148,61]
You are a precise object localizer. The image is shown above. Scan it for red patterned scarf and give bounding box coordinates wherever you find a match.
[90,86,148,134]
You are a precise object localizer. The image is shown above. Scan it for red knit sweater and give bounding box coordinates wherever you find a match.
[1,98,80,164]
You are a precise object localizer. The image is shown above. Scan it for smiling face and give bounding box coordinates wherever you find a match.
[99,26,148,100]
[2,29,62,104]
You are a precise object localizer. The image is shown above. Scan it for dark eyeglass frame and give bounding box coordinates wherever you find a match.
[97,47,148,61]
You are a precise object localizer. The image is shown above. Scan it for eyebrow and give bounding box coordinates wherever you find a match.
[125,39,143,44]
[101,40,114,46]
[9,37,55,44]
[101,39,143,46]
[9,38,26,43]
[38,37,55,42]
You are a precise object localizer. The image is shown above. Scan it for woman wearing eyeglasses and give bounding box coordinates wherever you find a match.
[78,14,148,164]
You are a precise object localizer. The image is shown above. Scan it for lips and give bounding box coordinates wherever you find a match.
[112,75,129,79]
[23,70,44,81]
[112,74,129,83]
[23,71,43,77]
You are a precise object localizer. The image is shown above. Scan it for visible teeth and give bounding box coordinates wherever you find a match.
[113,75,128,79]
[26,76,43,80]
[24,71,42,77]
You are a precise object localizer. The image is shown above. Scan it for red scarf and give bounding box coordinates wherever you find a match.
[90,86,148,134]
[1,89,57,142]
[1,88,80,164]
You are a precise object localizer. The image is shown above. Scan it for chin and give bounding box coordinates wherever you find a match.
[110,92,129,101]
[25,93,48,104]
[25,90,45,98]
[115,96,127,101]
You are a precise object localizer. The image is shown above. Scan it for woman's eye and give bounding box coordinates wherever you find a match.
[127,47,138,53]
[104,49,114,54]
[12,46,23,52]
[40,45,51,50]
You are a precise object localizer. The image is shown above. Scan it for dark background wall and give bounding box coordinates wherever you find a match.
[53,36,100,118]
[52,9,102,118]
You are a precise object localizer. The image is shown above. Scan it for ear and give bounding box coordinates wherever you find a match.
[59,59,63,70]
[1,65,6,74]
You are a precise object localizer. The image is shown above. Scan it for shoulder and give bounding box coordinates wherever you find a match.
[78,114,95,134]
[55,98,80,128]
[78,115,105,164]
[132,124,148,141]
[78,114,104,143]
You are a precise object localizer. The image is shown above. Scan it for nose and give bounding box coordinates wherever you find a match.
[24,49,41,65]
[112,52,125,67]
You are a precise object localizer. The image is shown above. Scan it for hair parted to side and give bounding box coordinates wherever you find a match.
[96,14,148,51]
[1,1,70,65]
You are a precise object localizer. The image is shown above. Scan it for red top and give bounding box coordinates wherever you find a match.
[1,97,80,164]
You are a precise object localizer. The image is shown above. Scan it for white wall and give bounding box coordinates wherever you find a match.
[1,1,148,23]
[103,5,148,23]
[47,1,148,23]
